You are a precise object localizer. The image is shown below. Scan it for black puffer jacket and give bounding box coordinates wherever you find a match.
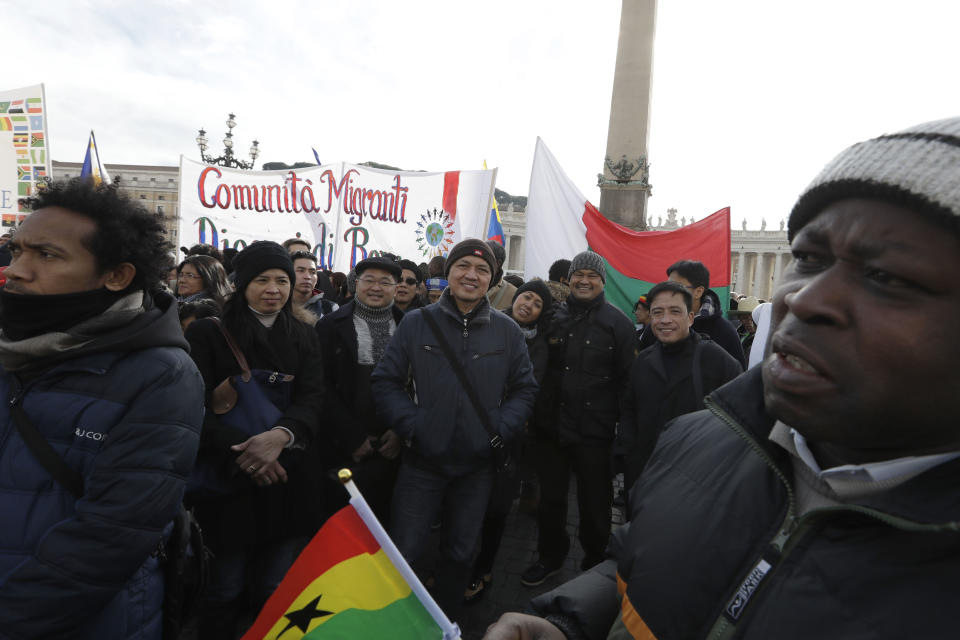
[531,367,960,639]
[371,290,538,477]
[535,292,637,444]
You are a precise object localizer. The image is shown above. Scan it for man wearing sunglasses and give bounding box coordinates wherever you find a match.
[394,258,425,312]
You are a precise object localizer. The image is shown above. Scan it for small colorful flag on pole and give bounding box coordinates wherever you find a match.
[312,147,322,166]
[79,131,111,186]
[240,469,461,640]
[483,160,504,245]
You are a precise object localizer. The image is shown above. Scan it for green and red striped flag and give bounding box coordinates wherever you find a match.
[524,137,731,316]
[241,476,460,640]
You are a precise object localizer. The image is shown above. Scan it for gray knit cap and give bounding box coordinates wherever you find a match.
[568,250,606,283]
[789,117,960,241]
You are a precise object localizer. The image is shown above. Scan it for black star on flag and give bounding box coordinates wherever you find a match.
[278,594,334,638]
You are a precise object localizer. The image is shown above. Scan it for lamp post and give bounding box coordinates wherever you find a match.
[195,113,260,169]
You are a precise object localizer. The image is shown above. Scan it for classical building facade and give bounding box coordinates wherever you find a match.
[51,161,181,248]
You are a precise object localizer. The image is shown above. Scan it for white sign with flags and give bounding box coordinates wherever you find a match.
[0,84,50,228]
[178,157,496,272]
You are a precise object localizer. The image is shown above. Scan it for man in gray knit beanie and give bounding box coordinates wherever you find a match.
[485,118,960,639]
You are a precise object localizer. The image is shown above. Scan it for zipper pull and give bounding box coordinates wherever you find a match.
[462,318,468,339]
[269,372,278,384]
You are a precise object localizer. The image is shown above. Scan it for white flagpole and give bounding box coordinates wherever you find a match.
[338,469,463,640]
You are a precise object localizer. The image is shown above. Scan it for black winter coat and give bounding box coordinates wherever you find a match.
[619,330,742,493]
[531,367,960,640]
[371,290,538,477]
[315,300,405,464]
[184,312,326,551]
[536,292,637,444]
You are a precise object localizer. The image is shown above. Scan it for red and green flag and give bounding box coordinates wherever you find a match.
[241,487,459,640]
[524,137,732,316]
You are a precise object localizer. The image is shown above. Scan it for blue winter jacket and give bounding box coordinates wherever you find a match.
[0,291,204,640]
[371,290,538,476]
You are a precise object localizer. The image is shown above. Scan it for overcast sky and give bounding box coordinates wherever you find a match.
[6,0,960,229]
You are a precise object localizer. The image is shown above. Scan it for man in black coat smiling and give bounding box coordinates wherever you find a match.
[618,280,742,502]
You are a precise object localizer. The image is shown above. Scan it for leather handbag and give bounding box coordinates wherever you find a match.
[187,318,295,497]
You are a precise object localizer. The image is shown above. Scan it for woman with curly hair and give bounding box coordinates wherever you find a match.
[176,254,232,309]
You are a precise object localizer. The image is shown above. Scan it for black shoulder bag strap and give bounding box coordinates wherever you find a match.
[10,398,85,498]
[421,308,504,452]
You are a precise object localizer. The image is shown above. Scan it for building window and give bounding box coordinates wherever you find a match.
[150,178,156,182]
[132,177,138,182]
[158,195,164,201]
[157,205,164,214]
[139,195,146,199]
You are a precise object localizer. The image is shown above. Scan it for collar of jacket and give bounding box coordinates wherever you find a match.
[565,290,606,315]
[707,366,960,528]
[436,288,492,326]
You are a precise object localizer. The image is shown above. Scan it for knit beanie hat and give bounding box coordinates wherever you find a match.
[512,279,553,310]
[444,238,498,286]
[233,241,296,297]
[789,117,960,241]
[568,250,606,283]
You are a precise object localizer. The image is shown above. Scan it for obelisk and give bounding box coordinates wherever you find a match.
[598,0,657,230]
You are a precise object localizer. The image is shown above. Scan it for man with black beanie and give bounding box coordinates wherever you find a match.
[372,238,537,617]
[394,258,425,312]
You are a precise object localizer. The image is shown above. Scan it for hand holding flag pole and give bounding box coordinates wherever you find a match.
[338,469,463,640]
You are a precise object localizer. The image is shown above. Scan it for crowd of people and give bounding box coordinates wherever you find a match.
[1,115,958,640]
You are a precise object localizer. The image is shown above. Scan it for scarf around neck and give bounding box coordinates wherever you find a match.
[0,290,146,372]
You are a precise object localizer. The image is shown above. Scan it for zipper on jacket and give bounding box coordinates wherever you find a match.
[702,397,960,639]
[704,397,798,548]
[701,397,798,640]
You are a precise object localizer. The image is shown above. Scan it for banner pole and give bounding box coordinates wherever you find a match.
[338,469,463,640]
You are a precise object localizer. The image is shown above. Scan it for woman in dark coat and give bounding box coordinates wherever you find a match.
[184,241,325,640]
[466,279,553,602]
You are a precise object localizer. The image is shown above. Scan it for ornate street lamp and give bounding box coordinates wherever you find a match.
[196,113,260,169]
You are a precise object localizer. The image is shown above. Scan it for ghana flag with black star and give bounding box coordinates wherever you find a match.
[240,505,443,640]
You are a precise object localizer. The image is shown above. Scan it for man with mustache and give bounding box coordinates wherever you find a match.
[484,118,960,640]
